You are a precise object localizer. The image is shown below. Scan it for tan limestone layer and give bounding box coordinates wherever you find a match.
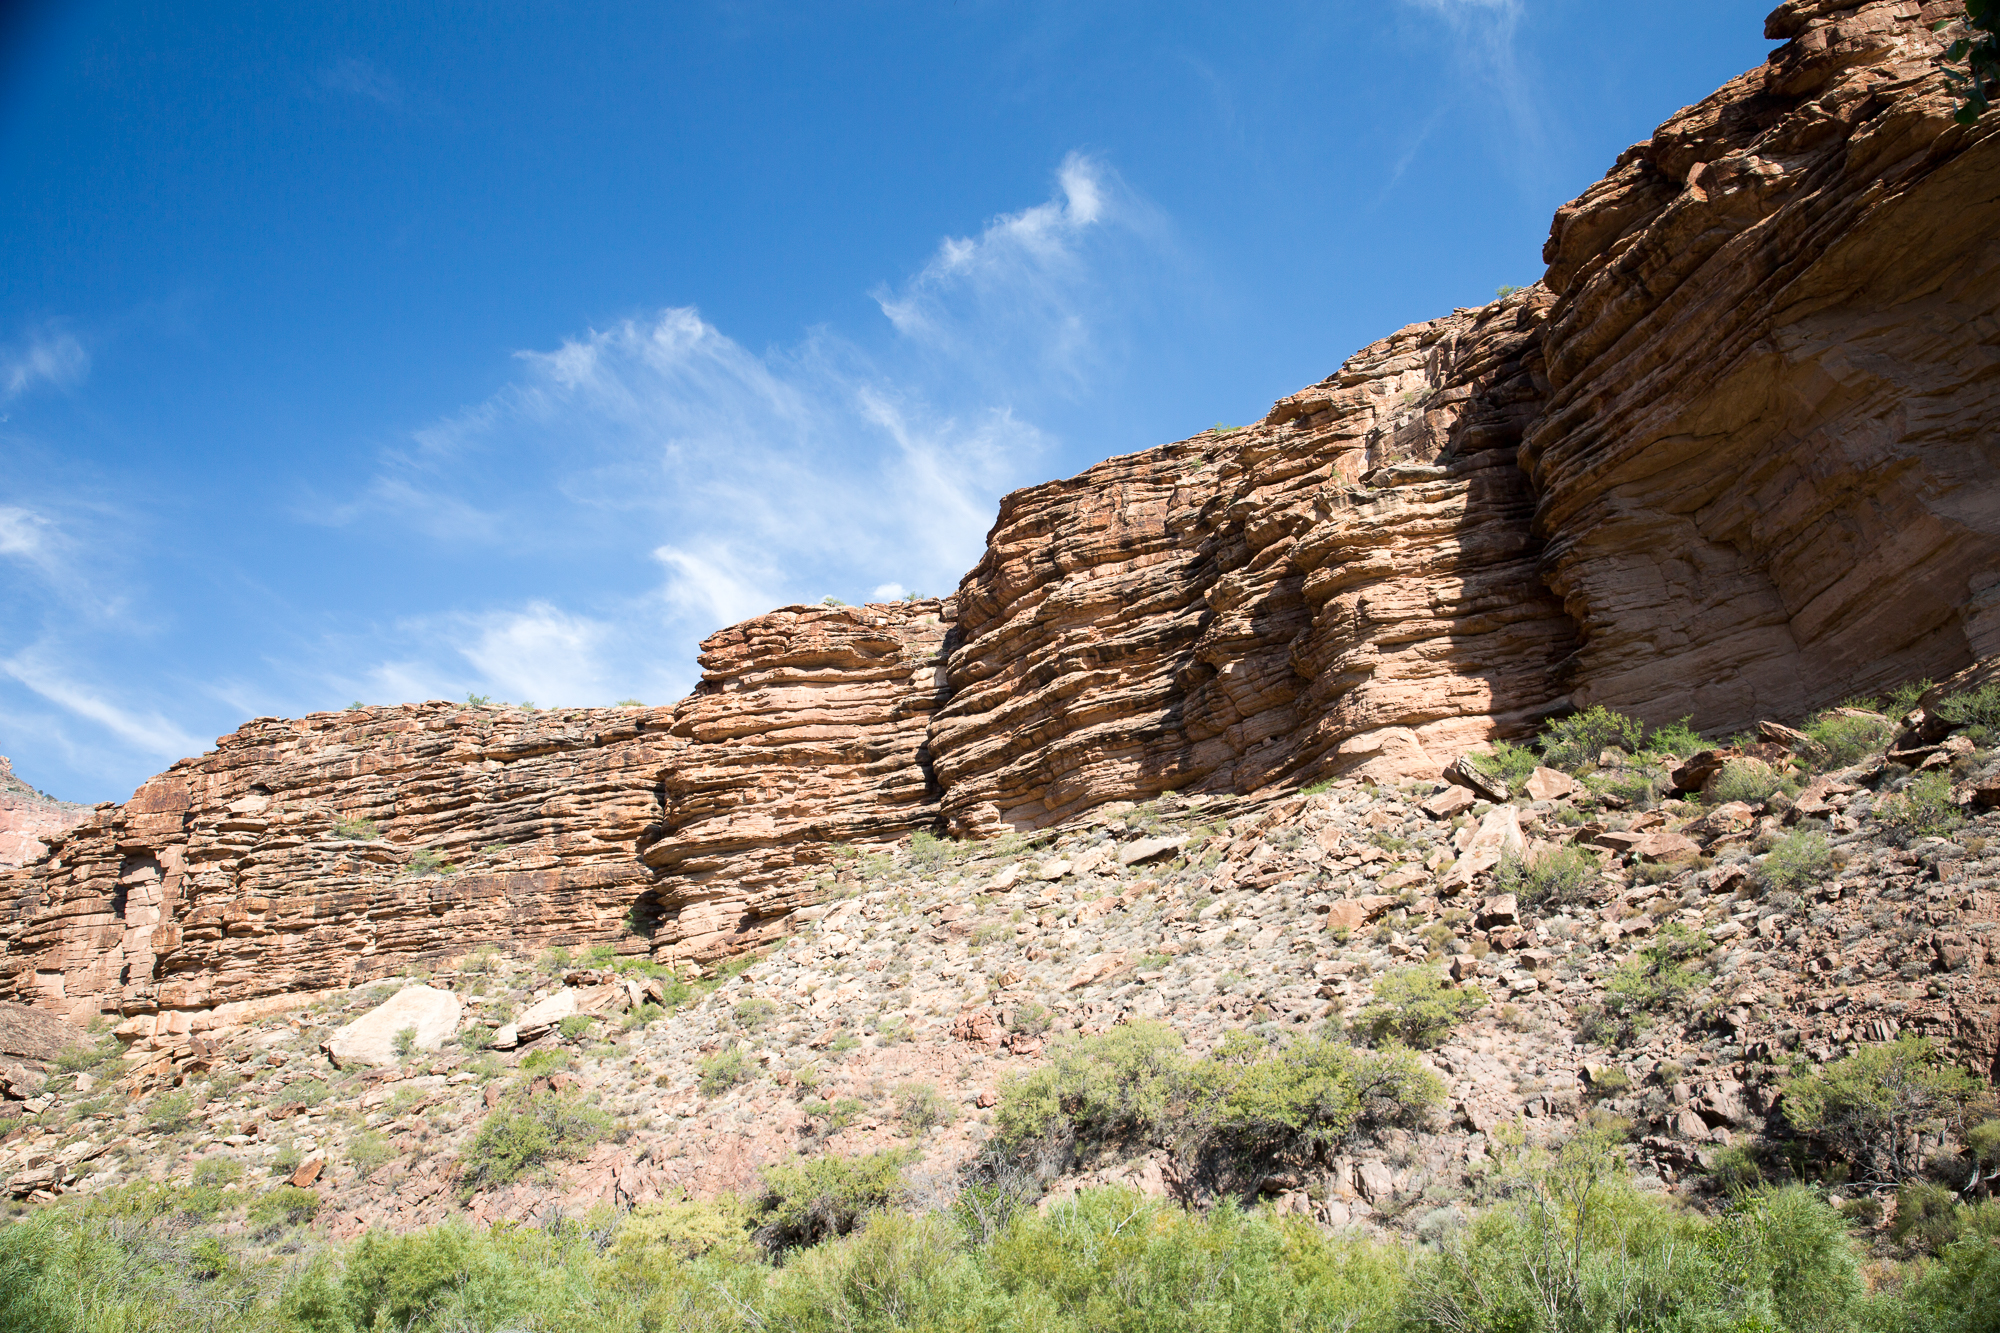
[928,295,1578,835]
[641,601,949,966]
[1525,0,2000,733]
[0,603,950,1024]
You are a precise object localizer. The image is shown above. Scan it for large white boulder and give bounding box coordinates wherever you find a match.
[322,984,462,1068]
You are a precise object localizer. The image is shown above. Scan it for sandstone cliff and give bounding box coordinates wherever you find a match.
[0,757,89,871]
[4,0,1998,1039]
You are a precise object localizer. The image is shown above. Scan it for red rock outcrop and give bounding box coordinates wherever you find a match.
[928,295,1577,834]
[1526,0,2000,731]
[7,1,2000,1026]
[0,603,947,1028]
[0,757,89,870]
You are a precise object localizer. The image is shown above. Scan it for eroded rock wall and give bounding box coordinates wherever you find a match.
[1527,0,2000,732]
[0,758,89,870]
[0,603,949,1027]
[929,295,1577,834]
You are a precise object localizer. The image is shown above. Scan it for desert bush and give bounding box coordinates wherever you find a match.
[144,1089,196,1133]
[1803,710,1895,767]
[1496,845,1599,910]
[1762,829,1833,893]
[1352,968,1487,1049]
[909,830,956,870]
[1894,1200,2000,1333]
[190,1155,243,1189]
[1893,1181,1965,1254]
[732,997,778,1030]
[55,1032,123,1075]
[699,1046,751,1095]
[457,1091,611,1195]
[400,847,454,877]
[895,1081,955,1134]
[1878,771,1964,838]
[1470,741,1538,791]
[249,1184,321,1228]
[994,1020,1441,1172]
[1934,683,2000,743]
[1640,716,1705,760]
[1784,1038,1990,1185]
[1708,758,1786,805]
[1593,924,1709,1044]
[1539,705,1645,772]
[348,1130,395,1179]
[610,1196,754,1268]
[556,1013,594,1042]
[331,815,379,841]
[754,1148,913,1253]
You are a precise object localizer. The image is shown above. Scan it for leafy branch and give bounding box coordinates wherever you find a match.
[1938,1,2000,124]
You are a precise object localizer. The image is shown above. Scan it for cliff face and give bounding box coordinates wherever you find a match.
[5,0,2000,1032]
[1530,0,2000,730]
[0,758,89,870]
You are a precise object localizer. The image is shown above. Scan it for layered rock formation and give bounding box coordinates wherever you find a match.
[0,603,948,1028]
[929,294,1577,834]
[0,757,89,870]
[1528,0,2000,730]
[5,1,2000,1031]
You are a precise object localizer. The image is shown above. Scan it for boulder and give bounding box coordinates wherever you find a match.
[1629,831,1701,864]
[1476,894,1519,929]
[1522,767,1579,802]
[1117,835,1187,867]
[513,988,579,1043]
[1419,785,1476,819]
[322,984,462,1068]
[1445,756,1509,803]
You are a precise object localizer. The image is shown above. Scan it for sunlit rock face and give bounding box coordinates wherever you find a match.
[7,0,2000,1023]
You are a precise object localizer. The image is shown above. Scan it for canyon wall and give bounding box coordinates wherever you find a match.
[4,0,1999,1030]
[0,758,89,871]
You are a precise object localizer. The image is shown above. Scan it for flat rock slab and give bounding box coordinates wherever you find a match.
[1117,835,1187,867]
[0,1002,88,1064]
[323,984,462,1068]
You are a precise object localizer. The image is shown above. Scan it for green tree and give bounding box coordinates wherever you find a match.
[1939,2,2000,124]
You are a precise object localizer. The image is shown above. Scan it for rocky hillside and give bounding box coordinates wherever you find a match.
[6,689,1996,1247]
[0,0,1998,1256]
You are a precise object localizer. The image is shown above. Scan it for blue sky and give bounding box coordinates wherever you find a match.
[0,0,1773,803]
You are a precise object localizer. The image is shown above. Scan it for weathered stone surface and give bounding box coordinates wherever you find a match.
[1420,785,1476,819]
[1527,2,2000,733]
[324,984,462,1068]
[0,757,89,870]
[1523,767,1580,802]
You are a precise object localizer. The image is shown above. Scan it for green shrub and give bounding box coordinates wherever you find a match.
[556,1013,594,1042]
[1640,717,1705,760]
[249,1185,321,1228]
[1708,758,1785,805]
[1352,968,1486,1049]
[1762,829,1833,892]
[994,1020,1442,1170]
[1596,924,1709,1042]
[895,1082,955,1134]
[699,1046,751,1095]
[332,815,380,841]
[1895,1200,2000,1333]
[55,1033,122,1074]
[732,998,778,1030]
[1783,1037,1989,1183]
[1469,741,1538,791]
[1705,1143,1764,1194]
[190,1155,243,1188]
[1936,683,2000,743]
[909,830,957,870]
[518,1048,569,1075]
[457,1092,611,1195]
[1803,710,1895,767]
[754,1148,913,1253]
[623,1001,666,1031]
[1496,845,1599,910]
[1539,706,1644,772]
[331,1221,523,1332]
[392,1025,418,1058]
[610,1197,754,1267]
[144,1090,196,1133]
[348,1130,395,1179]
[1879,771,1964,838]
[1893,1181,1965,1253]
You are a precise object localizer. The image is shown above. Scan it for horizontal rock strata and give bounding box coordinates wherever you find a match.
[0,757,89,870]
[8,0,2000,1026]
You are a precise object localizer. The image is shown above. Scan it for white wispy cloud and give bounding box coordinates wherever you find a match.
[2,330,89,403]
[320,58,403,107]
[1,649,206,759]
[0,506,52,560]
[1396,0,1547,195]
